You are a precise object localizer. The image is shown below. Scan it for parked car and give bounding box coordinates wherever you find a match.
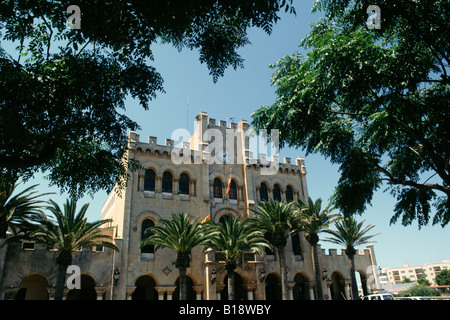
[362,293,395,300]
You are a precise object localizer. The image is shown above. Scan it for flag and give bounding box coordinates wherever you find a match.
[226,174,232,196]
[201,215,210,224]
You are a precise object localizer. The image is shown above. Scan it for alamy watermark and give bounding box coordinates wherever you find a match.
[170,128,279,175]
[366,5,381,30]
[66,265,81,289]
[67,5,81,29]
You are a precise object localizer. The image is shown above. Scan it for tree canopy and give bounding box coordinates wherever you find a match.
[251,0,449,228]
[0,0,295,198]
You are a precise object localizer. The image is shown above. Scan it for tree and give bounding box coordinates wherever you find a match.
[28,198,118,300]
[295,197,339,300]
[324,216,379,300]
[402,284,440,297]
[251,0,450,228]
[251,199,296,300]
[0,175,51,239]
[435,269,450,286]
[204,215,269,300]
[140,212,209,300]
[0,0,295,199]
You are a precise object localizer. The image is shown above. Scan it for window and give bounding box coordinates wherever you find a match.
[179,173,190,195]
[141,219,155,254]
[213,178,222,198]
[162,171,173,193]
[144,169,156,191]
[291,233,302,256]
[228,180,237,200]
[260,183,268,201]
[22,241,35,250]
[286,185,294,202]
[273,184,281,201]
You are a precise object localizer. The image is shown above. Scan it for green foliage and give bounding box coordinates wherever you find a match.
[401,284,440,297]
[435,269,450,286]
[417,278,431,286]
[295,197,340,246]
[324,215,379,256]
[251,0,450,228]
[251,199,296,248]
[29,198,118,265]
[0,174,51,238]
[0,0,295,198]
[204,215,270,271]
[140,212,208,269]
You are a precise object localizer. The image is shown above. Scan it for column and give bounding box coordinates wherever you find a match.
[156,175,162,193]
[193,285,204,300]
[95,287,107,300]
[155,286,166,300]
[216,284,225,300]
[345,282,351,300]
[174,177,179,195]
[166,286,177,300]
[288,282,295,300]
[243,284,257,300]
[327,285,332,301]
[126,287,136,300]
[309,287,315,301]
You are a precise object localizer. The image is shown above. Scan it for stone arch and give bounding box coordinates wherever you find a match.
[293,272,310,300]
[212,208,240,223]
[330,271,346,300]
[66,274,97,300]
[265,273,282,300]
[173,275,196,300]
[221,271,246,300]
[356,268,369,297]
[132,274,158,300]
[15,273,49,300]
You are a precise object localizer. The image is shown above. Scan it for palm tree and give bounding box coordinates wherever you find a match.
[324,215,379,300]
[204,215,270,300]
[29,198,118,300]
[251,199,297,300]
[0,176,51,239]
[140,212,209,300]
[295,197,339,300]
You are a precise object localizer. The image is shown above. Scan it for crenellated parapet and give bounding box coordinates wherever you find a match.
[127,112,307,176]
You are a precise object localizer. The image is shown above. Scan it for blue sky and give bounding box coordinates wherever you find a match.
[17,1,449,271]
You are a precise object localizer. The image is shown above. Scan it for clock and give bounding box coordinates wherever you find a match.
[221,150,231,164]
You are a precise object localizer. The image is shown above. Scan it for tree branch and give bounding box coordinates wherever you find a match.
[376,165,449,195]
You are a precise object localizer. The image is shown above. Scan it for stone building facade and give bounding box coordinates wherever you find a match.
[0,112,380,300]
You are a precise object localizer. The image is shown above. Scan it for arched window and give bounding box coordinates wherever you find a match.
[260,182,268,202]
[162,171,173,193]
[273,184,281,201]
[286,185,294,202]
[213,178,222,198]
[144,169,155,191]
[141,219,155,254]
[291,232,302,256]
[228,180,237,200]
[179,173,190,195]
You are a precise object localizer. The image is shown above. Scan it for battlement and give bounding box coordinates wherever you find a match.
[127,112,306,174]
[320,246,372,257]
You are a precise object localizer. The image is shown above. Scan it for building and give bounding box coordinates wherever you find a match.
[385,260,450,285]
[0,112,380,300]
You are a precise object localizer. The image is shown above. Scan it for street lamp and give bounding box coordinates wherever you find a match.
[322,267,328,281]
[260,268,266,283]
[211,270,217,284]
[113,268,120,286]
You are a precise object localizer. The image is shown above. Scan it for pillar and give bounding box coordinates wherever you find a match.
[309,287,315,301]
[193,286,204,300]
[243,284,257,301]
